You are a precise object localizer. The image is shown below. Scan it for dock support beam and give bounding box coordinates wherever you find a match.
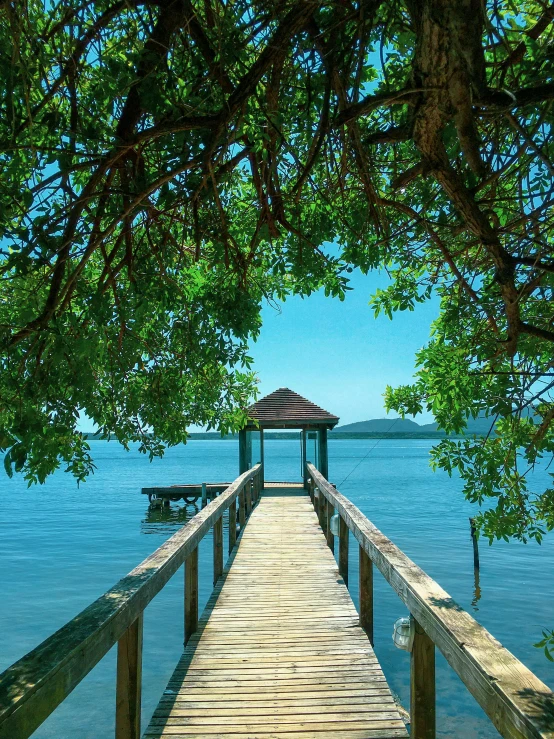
[229,501,237,553]
[326,504,334,552]
[239,429,248,474]
[239,489,246,531]
[411,617,436,739]
[339,517,349,587]
[184,547,198,645]
[116,614,143,739]
[213,518,223,584]
[318,427,328,480]
[359,546,373,645]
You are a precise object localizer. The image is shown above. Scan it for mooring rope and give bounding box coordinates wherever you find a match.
[336,416,401,488]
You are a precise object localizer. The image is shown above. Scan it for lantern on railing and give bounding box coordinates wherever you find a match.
[392,617,414,652]
[330,513,340,536]
[314,487,320,499]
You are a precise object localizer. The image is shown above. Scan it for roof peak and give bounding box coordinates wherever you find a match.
[246,388,339,428]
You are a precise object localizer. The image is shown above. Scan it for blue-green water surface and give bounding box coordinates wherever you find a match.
[0,439,552,738]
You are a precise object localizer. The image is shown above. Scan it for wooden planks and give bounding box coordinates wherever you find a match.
[144,487,408,739]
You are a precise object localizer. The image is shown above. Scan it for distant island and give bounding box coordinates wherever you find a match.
[333,416,495,436]
[84,416,496,441]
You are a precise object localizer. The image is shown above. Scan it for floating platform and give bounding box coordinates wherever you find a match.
[142,481,306,504]
[142,484,231,504]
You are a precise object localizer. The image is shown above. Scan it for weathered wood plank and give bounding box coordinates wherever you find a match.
[184,548,198,646]
[410,617,435,739]
[359,544,374,645]
[228,500,236,554]
[115,614,143,739]
[213,517,223,585]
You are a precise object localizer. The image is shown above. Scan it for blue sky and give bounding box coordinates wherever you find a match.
[250,268,439,426]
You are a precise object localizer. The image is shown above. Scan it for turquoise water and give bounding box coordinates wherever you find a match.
[0,438,552,738]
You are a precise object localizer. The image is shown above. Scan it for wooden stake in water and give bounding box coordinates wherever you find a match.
[469,517,480,570]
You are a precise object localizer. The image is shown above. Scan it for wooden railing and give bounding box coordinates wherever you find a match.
[0,465,263,739]
[306,463,554,739]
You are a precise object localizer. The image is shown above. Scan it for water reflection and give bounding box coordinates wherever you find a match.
[472,566,482,611]
[141,502,231,536]
[141,502,200,535]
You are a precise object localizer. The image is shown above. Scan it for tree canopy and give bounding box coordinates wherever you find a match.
[1,0,553,544]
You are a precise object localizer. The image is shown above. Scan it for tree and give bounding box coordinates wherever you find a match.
[0,0,553,543]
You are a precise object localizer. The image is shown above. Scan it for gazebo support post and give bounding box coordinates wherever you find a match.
[239,429,248,475]
[318,428,329,480]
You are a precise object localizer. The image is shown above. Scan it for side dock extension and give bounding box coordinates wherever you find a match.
[145,488,407,738]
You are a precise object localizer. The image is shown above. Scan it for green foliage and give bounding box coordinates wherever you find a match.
[0,0,553,572]
[534,630,554,662]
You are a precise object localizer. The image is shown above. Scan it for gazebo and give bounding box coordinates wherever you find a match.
[239,388,339,486]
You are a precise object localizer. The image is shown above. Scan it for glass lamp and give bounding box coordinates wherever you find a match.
[330,513,340,536]
[392,617,414,652]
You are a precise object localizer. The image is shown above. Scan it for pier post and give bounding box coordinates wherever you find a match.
[319,495,327,533]
[326,504,334,553]
[213,517,223,584]
[339,517,349,587]
[184,547,198,645]
[239,489,246,530]
[359,546,373,644]
[201,483,207,507]
[410,616,436,739]
[229,500,237,553]
[116,614,143,739]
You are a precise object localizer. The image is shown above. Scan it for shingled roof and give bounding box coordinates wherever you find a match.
[246,388,339,428]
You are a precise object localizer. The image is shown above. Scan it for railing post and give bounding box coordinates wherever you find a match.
[246,481,252,518]
[339,516,349,587]
[319,494,327,532]
[313,486,319,516]
[359,545,373,644]
[213,516,223,584]
[411,616,436,739]
[229,500,237,554]
[239,488,246,530]
[308,478,313,504]
[115,614,143,739]
[326,503,334,552]
[184,546,198,645]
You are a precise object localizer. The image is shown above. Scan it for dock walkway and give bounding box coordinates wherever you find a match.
[145,487,408,739]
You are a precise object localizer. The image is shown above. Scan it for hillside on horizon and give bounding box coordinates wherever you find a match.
[334,416,497,435]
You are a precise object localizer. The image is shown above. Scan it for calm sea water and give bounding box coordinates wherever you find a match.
[0,438,552,738]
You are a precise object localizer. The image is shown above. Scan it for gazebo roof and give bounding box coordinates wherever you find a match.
[246,388,339,429]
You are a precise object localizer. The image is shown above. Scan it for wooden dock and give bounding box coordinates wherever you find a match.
[145,486,407,738]
[1,463,553,739]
